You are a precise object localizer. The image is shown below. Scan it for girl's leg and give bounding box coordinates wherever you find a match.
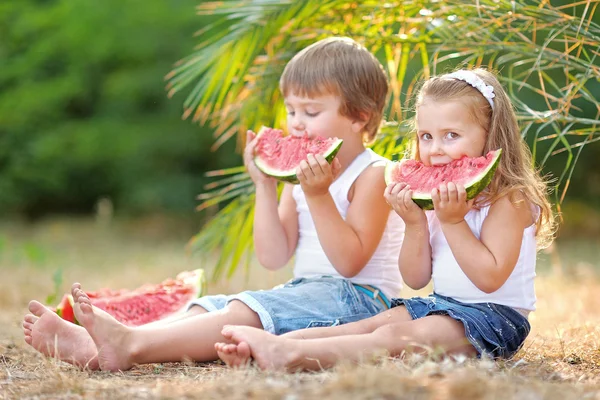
[23,301,209,369]
[67,283,264,371]
[283,307,413,339]
[220,315,476,371]
[216,306,414,367]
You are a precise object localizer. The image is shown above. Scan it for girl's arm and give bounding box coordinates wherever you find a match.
[436,184,533,293]
[252,183,299,270]
[304,163,391,278]
[385,182,432,290]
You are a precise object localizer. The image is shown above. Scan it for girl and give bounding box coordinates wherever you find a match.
[213,68,556,371]
[22,37,405,371]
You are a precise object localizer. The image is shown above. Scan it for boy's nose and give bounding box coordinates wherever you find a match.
[290,117,305,135]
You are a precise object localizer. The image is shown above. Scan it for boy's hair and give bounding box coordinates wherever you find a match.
[412,68,555,248]
[280,37,388,144]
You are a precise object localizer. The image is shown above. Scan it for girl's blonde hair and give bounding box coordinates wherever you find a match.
[413,68,555,248]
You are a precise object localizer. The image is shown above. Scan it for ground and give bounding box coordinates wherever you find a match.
[1,217,600,399]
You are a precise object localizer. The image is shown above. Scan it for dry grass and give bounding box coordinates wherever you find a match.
[1,217,600,399]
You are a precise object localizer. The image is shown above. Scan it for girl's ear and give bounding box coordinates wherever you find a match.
[351,112,370,133]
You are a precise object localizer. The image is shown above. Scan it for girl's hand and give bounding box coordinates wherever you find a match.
[384,182,427,226]
[432,182,473,224]
[297,154,341,197]
[244,130,276,188]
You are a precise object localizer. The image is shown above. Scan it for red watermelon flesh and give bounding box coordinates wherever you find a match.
[253,126,343,184]
[54,269,206,327]
[384,149,502,210]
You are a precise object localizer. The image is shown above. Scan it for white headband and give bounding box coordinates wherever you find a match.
[445,70,495,110]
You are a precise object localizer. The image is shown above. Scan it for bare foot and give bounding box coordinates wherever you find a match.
[214,341,252,368]
[22,300,99,369]
[220,325,298,371]
[70,283,134,371]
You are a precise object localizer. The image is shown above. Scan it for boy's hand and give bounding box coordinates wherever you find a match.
[384,182,426,226]
[297,154,341,197]
[244,130,276,188]
[432,182,473,225]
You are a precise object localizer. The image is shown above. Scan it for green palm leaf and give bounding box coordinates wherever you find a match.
[171,0,600,280]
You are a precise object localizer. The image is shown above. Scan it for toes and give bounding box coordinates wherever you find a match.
[28,300,48,317]
[223,344,237,355]
[237,342,251,361]
[24,314,38,324]
[221,325,233,339]
[79,301,93,314]
[71,283,82,298]
[23,320,33,331]
[73,288,91,305]
[24,335,32,345]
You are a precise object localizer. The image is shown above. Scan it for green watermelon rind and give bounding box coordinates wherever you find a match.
[56,268,207,326]
[253,128,344,184]
[385,149,502,210]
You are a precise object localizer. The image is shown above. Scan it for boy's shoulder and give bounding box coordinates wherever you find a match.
[355,158,387,186]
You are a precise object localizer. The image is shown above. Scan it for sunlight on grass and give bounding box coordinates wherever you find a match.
[1,218,599,399]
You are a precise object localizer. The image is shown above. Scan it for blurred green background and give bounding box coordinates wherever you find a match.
[0,0,240,225]
[1,1,599,283]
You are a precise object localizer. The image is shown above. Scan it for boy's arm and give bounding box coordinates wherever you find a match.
[440,194,533,293]
[253,183,299,270]
[305,164,391,278]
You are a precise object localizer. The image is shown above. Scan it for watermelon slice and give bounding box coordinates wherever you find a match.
[253,126,343,184]
[55,269,206,327]
[385,149,502,210]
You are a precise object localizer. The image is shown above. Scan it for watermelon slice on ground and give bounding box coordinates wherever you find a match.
[55,269,206,327]
[253,126,343,184]
[384,149,502,210]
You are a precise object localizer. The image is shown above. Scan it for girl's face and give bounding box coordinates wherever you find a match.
[416,99,487,166]
[284,92,364,140]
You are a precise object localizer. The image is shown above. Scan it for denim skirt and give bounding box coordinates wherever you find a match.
[391,293,531,359]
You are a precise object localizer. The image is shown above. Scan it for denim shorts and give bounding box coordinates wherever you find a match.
[187,276,388,335]
[391,293,531,359]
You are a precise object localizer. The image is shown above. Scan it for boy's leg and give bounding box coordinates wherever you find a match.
[220,314,476,371]
[70,283,264,371]
[23,300,210,369]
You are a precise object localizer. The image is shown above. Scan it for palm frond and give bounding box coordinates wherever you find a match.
[170,0,600,280]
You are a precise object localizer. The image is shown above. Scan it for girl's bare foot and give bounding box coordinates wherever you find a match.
[22,300,99,369]
[70,283,135,371]
[220,325,299,371]
[215,341,252,368]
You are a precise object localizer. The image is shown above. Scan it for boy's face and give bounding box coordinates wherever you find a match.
[284,92,362,139]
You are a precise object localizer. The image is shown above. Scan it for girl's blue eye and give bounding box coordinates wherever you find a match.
[306,111,319,117]
[446,132,459,139]
[420,133,432,140]
[287,111,295,116]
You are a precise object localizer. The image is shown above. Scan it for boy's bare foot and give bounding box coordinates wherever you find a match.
[220,325,299,371]
[22,301,99,369]
[71,283,134,371]
[215,341,252,368]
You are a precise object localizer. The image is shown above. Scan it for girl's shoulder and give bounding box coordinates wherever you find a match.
[486,192,536,229]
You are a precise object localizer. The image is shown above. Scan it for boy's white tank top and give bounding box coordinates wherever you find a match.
[429,205,537,311]
[292,149,405,299]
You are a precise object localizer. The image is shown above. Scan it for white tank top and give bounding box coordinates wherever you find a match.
[429,205,537,311]
[292,149,405,299]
